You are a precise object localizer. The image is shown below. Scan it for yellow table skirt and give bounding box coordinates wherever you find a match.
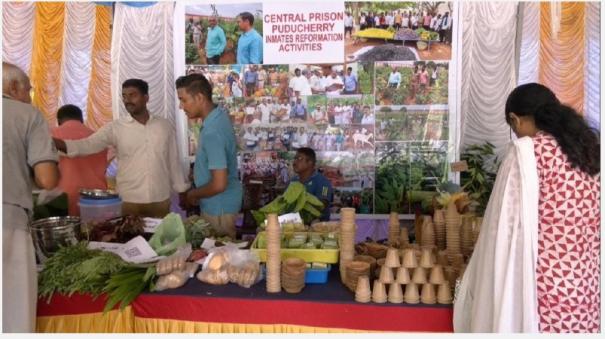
[37,310,369,333]
[36,307,134,333]
[133,317,369,333]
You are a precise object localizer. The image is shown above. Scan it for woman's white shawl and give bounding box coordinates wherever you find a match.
[453,137,540,332]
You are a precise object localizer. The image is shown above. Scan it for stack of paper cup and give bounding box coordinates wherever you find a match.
[445,202,461,264]
[437,281,453,304]
[404,283,420,304]
[420,216,435,247]
[355,276,371,303]
[372,280,387,303]
[339,208,357,284]
[388,212,400,246]
[387,282,404,303]
[461,214,474,257]
[420,283,436,304]
[433,209,446,250]
[399,227,410,248]
[265,214,281,293]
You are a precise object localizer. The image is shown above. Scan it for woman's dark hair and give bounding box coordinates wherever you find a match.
[505,83,600,176]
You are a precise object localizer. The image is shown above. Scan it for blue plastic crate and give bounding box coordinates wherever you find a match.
[304,265,331,284]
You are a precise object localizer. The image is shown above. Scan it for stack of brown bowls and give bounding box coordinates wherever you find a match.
[281,257,306,293]
[345,260,371,291]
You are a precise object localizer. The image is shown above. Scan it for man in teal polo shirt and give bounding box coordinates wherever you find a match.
[176,73,242,238]
[205,16,226,65]
[291,147,333,221]
[236,11,262,64]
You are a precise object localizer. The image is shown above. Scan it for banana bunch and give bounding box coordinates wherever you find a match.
[252,182,324,227]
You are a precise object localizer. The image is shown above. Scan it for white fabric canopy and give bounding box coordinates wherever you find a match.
[584,2,600,130]
[459,2,519,156]
[111,2,176,126]
[59,2,95,120]
[2,2,35,76]
[517,2,540,86]
[454,136,539,332]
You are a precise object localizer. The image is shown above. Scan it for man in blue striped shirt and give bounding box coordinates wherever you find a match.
[205,16,226,65]
[236,12,263,64]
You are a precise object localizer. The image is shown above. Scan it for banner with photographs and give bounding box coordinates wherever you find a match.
[183,1,457,216]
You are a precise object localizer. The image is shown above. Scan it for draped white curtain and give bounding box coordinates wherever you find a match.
[584,2,600,130]
[460,2,519,156]
[2,2,35,76]
[59,2,96,120]
[517,2,540,85]
[111,2,176,126]
[173,2,190,174]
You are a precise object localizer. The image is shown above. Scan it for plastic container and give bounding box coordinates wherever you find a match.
[251,231,339,264]
[305,265,331,284]
[261,264,331,284]
[79,197,122,223]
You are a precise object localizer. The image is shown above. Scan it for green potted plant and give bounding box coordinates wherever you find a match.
[460,142,499,216]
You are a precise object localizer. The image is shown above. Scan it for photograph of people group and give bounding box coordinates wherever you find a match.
[375,61,449,106]
[345,2,453,62]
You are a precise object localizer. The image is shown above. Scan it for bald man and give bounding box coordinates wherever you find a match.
[3,62,59,332]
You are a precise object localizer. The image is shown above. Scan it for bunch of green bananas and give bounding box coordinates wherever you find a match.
[252,182,324,226]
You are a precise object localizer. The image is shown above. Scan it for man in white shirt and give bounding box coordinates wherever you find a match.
[386,12,394,28]
[309,69,324,94]
[53,79,189,218]
[344,12,354,38]
[312,105,327,124]
[402,11,410,28]
[439,12,452,44]
[243,127,259,150]
[245,103,256,123]
[295,127,308,148]
[324,69,344,96]
[361,106,375,124]
[333,104,344,125]
[258,98,271,124]
[280,100,292,122]
[288,68,311,97]
[388,67,401,88]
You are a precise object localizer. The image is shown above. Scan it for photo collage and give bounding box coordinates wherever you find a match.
[184,2,454,215]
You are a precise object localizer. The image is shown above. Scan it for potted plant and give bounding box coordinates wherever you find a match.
[460,142,499,216]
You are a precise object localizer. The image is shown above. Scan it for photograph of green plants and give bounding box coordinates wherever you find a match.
[375,141,449,214]
[374,61,448,105]
[375,107,448,141]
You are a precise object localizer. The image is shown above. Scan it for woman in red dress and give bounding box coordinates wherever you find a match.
[454,83,600,333]
[506,83,600,332]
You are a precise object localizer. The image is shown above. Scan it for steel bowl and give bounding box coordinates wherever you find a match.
[79,189,119,200]
[30,216,82,262]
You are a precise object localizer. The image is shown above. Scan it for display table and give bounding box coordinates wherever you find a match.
[37,269,453,333]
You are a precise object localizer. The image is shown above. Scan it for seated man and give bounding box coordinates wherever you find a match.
[290,147,333,221]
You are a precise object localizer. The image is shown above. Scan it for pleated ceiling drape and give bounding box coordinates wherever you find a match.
[2,2,113,129]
